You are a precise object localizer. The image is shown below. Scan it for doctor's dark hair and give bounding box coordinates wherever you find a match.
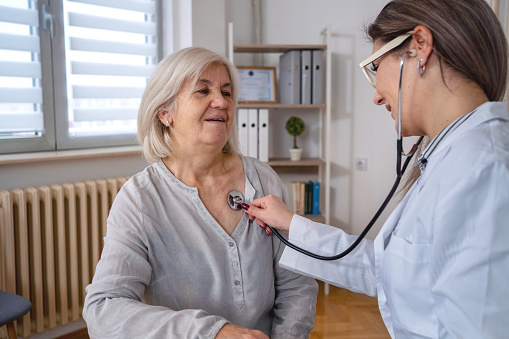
[137,47,240,163]
[366,0,508,196]
[366,0,508,102]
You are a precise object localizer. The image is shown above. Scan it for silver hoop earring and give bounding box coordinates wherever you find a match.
[417,58,426,78]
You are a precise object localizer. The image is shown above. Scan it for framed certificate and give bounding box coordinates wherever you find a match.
[237,66,277,104]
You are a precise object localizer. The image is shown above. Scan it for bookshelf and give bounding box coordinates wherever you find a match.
[228,25,332,228]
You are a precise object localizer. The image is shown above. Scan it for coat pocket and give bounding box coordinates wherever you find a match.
[381,233,437,338]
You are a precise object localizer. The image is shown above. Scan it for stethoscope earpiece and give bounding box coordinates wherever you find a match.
[408,49,417,57]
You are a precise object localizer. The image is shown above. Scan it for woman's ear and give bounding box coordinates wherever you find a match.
[411,25,433,65]
[157,107,172,126]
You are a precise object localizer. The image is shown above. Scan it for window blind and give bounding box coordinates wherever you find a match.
[62,0,158,138]
[0,1,44,137]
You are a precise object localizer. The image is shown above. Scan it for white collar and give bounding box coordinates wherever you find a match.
[417,108,477,171]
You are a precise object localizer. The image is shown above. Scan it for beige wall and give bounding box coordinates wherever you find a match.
[1,0,413,240]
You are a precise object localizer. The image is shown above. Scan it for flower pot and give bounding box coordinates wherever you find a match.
[289,148,303,161]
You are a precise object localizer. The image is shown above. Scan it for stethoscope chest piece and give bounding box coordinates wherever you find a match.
[227,190,244,211]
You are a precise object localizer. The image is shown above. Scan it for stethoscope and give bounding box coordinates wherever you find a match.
[228,50,424,261]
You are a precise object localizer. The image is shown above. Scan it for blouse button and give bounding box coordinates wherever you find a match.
[234,280,240,286]
[232,260,238,267]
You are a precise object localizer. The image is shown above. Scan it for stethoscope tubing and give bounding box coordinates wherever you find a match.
[267,140,415,261]
[265,51,423,261]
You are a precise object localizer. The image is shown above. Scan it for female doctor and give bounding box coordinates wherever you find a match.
[244,0,509,337]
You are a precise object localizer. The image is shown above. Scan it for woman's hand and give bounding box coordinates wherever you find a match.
[244,195,294,234]
[216,323,269,338]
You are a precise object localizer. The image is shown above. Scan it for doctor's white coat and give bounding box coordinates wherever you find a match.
[279,102,509,338]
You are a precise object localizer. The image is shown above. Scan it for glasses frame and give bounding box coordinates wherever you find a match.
[359,31,414,88]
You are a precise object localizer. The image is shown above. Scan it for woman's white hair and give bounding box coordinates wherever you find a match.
[137,47,241,163]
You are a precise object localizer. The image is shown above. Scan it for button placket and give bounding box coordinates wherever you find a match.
[228,240,245,308]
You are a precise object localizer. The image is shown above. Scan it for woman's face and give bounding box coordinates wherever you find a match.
[371,41,423,137]
[167,63,235,153]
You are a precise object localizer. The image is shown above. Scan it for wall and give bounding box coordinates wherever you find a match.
[1,0,402,240]
[0,153,148,190]
[227,0,402,238]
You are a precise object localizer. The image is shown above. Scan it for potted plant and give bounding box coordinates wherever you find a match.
[285,116,305,161]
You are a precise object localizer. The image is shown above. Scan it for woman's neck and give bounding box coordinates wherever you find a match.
[423,80,488,140]
[162,150,235,188]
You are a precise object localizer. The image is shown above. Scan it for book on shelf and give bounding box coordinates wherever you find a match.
[279,50,300,104]
[247,108,258,159]
[311,181,320,215]
[279,49,323,105]
[288,181,320,216]
[301,50,312,104]
[258,109,269,162]
[236,108,269,162]
[311,50,323,104]
[237,109,249,155]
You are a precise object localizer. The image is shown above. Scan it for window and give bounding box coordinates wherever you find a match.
[0,0,161,154]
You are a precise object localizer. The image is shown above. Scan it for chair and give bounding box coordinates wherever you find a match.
[0,290,32,339]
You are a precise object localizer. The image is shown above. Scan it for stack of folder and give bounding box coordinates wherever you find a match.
[279,49,323,105]
[237,108,269,162]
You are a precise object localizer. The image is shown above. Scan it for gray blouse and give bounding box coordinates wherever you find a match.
[83,155,318,338]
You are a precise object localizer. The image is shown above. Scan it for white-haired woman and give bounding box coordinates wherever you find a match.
[83,47,318,339]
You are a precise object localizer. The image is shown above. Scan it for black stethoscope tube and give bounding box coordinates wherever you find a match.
[264,50,424,261]
[266,137,421,261]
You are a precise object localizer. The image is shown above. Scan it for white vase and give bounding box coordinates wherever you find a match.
[289,148,303,161]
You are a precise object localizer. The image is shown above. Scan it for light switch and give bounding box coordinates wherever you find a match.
[355,157,368,171]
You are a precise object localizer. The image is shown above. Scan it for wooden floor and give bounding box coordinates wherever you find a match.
[58,281,389,339]
[310,281,390,339]
[55,328,89,339]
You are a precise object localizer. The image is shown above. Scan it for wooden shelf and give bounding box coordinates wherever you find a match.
[234,44,326,53]
[238,103,326,109]
[267,158,326,167]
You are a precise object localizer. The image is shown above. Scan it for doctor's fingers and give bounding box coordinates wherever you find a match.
[251,195,286,212]
[246,196,280,222]
[249,196,293,232]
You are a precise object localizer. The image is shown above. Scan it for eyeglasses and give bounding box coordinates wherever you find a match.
[359,31,413,88]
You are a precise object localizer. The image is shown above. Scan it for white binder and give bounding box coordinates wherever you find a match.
[311,50,323,104]
[237,109,249,155]
[258,109,269,162]
[300,50,312,104]
[247,108,258,159]
[279,50,300,104]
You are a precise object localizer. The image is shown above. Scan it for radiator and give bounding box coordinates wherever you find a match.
[0,177,129,338]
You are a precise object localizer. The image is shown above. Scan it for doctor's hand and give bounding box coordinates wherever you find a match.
[216,323,269,338]
[243,195,294,234]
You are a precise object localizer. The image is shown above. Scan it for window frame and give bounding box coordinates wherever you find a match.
[0,0,163,155]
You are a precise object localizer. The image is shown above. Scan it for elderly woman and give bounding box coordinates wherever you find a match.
[83,47,318,338]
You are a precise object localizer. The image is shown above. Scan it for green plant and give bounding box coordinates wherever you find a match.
[285,116,305,148]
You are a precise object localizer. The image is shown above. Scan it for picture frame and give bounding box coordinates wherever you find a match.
[236,66,277,104]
